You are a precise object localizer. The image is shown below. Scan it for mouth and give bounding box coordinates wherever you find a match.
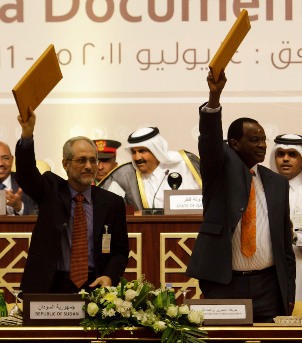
[136,162,146,167]
[82,172,94,177]
[255,152,266,159]
[281,164,292,169]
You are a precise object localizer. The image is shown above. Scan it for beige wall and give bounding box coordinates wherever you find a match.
[1,1,302,177]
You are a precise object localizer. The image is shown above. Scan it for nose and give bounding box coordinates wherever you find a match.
[84,160,94,169]
[133,152,141,160]
[258,139,266,148]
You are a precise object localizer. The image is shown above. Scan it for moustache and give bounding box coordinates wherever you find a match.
[135,159,147,165]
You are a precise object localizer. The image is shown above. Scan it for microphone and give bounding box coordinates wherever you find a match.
[168,172,182,190]
[142,169,169,215]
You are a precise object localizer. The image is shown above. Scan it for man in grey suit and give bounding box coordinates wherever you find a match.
[16,108,129,294]
[0,141,37,215]
[186,71,295,322]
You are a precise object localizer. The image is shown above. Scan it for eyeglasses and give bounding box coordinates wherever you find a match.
[69,157,98,167]
[0,155,11,163]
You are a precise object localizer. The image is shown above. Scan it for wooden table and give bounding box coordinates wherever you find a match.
[0,325,302,342]
[0,214,202,303]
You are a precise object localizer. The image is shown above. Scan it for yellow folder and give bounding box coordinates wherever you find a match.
[12,44,63,122]
[209,9,251,82]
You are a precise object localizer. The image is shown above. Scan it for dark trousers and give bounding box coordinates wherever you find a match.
[50,271,97,293]
[199,266,284,323]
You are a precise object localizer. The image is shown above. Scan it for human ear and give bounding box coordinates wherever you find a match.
[229,139,239,151]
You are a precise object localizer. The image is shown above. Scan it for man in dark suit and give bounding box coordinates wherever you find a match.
[15,108,129,293]
[0,141,37,215]
[186,71,295,322]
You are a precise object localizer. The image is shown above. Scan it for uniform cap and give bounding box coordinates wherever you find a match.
[93,139,121,159]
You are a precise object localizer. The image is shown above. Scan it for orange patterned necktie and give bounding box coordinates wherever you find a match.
[70,193,88,288]
[241,170,256,257]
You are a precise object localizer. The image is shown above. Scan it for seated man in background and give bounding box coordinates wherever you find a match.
[16,108,129,294]
[93,139,121,184]
[93,139,125,198]
[270,134,302,301]
[99,127,202,211]
[0,141,37,215]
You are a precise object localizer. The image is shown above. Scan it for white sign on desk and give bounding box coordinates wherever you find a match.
[30,301,84,319]
[23,293,85,326]
[185,299,253,325]
[164,189,203,214]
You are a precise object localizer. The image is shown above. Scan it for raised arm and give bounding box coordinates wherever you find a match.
[206,70,227,109]
[17,107,36,139]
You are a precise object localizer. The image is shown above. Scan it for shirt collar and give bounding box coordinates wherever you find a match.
[2,174,11,189]
[250,164,258,176]
[289,172,302,191]
[69,185,92,204]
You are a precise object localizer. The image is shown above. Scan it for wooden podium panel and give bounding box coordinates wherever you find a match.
[0,214,202,303]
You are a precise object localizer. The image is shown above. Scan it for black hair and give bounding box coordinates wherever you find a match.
[227,117,258,145]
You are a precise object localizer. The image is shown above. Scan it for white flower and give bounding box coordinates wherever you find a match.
[166,305,178,318]
[125,289,138,301]
[87,302,99,317]
[150,289,161,296]
[178,304,190,315]
[102,308,116,317]
[78,289,89,296]
[153,320,167,332]
[114,298,132,318]
[114,298,124,307]
[188,310,204,325]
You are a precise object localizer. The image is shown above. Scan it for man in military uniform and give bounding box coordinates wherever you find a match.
[93,139,121,184]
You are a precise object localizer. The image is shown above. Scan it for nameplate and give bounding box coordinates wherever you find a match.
[23,293,85,326]
[164,189,203,215]
[185,299,253,325]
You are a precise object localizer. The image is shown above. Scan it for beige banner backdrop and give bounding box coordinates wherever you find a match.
[0,0,302,176]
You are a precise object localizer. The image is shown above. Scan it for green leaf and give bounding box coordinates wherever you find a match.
[132,283,154,309]
[161,327,173,342]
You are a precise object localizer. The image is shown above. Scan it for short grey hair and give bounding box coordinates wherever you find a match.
[63,136,97,160]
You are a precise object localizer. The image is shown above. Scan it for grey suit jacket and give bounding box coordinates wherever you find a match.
[15,139,129,293]
[186,106,295,313]
[11,172,38,215]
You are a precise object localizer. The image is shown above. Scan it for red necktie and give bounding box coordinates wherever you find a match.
[241,171,256,257]
[70,193,88,288]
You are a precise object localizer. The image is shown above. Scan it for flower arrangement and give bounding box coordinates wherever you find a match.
[80,277,207,343]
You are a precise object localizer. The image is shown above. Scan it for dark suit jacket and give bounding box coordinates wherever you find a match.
[186,106,296,314]
[10,172,38,215]
[15,139,129,293]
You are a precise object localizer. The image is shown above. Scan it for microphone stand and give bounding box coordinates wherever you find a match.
[142,169,169,215]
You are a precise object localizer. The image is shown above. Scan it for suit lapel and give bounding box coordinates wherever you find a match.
[91,187,108,242]
[10,173,19,193]
[258,166,275,235]
[58,181,72,219]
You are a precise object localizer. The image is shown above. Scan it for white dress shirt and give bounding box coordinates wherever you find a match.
[232,165,274,271]
[289,172,302,300]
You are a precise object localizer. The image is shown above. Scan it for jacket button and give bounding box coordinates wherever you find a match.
[240,208,244,212]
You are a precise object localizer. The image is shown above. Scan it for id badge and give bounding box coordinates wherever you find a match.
[102,225,111,253]
[293,206,302,228]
